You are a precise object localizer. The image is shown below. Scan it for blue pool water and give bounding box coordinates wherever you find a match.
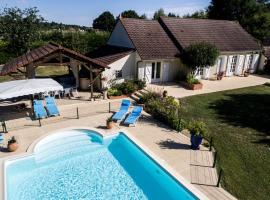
[6,130,198,200]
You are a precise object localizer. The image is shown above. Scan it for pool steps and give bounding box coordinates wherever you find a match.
[34,131,103,164]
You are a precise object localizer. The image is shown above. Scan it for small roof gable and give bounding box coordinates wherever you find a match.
[120,18,180,60]
[160,17,261,52]
[86,45,135,65]
[0,43,108,76]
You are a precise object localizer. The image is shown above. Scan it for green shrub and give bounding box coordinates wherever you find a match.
[264,82,270,87]
[188,120,207,136]
[108,88,122,96]
[138,91,160,104]
[186,73,200,84]
[146,96,182,130]
[112,81,138,95]
[132,79,146,90]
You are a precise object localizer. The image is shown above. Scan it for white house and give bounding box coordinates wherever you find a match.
[89,17,263,84]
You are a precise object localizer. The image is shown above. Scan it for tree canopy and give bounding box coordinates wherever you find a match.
[182,42,220,71]
[153,8,166,20]
[93,11,115,32]
[0,7,43,55]
[208,0,270,40]
[183,10,208,19]
[120,10,146,19]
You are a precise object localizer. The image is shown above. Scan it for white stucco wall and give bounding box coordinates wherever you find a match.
[102,52,136,86]
[137,59,181,83]
[206,52,262,79]
[107,21,134,48]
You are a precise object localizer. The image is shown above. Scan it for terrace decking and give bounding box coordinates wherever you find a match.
[0,99,237,200]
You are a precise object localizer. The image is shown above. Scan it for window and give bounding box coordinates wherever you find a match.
[230,56,237,72]
[151,62,155,79]
[115,70,122,78]
[247,54,254,69]
[199,67,204,76]
[156,62,161,78]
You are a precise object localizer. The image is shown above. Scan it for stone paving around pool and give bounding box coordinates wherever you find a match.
[0,100,237,200]
[148,74,270,99]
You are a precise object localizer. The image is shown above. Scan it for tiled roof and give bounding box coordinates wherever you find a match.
[0,43,108,76]
[120,18,180,60]
[159,17,261,52]
[86,45,135,65]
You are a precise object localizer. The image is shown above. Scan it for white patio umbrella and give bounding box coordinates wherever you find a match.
[0,78,63,100]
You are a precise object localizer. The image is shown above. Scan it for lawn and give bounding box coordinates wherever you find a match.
[180,85,270,200]
[0,66,69,83]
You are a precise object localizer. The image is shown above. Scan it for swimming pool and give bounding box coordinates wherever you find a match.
[5,129,199,200]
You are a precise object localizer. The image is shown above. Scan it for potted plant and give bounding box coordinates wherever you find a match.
[217,71,225,80]
[244,70,250,77]
[106,117,113,129]
[8,136,18,152]
[188,121,206,150]
[163,90,168,98]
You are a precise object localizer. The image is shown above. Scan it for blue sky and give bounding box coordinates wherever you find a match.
[0,0,210,26]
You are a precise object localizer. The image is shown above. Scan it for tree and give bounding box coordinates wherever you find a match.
[182,42,220,72]
[121,10,140,19]
[183,10,208,19]
[93,11,115,32]
[0,7,43,55]
[168,13,179,18]
[153,8,166,20]
[207,0,270,40]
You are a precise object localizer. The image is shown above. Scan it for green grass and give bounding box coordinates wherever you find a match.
[0,66,69,83]
[0,75,13,83]
[36,66,69,77]
[180,85,270,200]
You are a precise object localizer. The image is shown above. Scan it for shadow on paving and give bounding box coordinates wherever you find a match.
[157,139,191,150]
[210,93,270,145]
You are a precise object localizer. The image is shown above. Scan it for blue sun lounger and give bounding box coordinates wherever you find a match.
[112,99,131,122]
[124,106,143,126]
[33,100,47,119]
[45,97,60,117]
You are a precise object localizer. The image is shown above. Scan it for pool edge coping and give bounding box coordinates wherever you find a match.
[1,127,209,200]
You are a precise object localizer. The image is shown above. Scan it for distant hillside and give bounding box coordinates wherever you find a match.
[41,21,89,31]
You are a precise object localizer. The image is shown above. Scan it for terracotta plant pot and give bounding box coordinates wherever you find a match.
[107,121,113,129]
[244,72,250,77]
[180,82,203,90]
[8,142,18,152]
[108,95,129,100]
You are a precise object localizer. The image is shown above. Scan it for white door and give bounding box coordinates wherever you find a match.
[216,58,222,74]
[138,66,145,81]
[162,62,170,82]
[250,54,259,73]
[145,63,152,83]
[203,67,210,79]
[151,62,161,83]
[195,67,203,79]
[235,55,245,75]
[226,55,237,76]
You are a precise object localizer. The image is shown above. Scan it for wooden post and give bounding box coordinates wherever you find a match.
[209,137,213,151]
[2,121,7,133]
[213,151,218,168]
[38,115,42,127]
[90,65,94,100]
[26,63,35,79]
[77,107,79,119]
[217,169,223,187]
